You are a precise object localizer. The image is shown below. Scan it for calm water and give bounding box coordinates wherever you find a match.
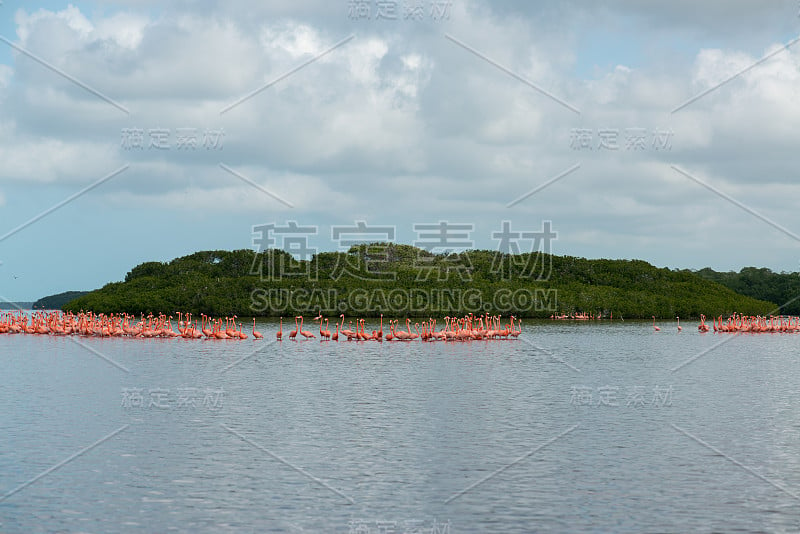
[2,319,800,533]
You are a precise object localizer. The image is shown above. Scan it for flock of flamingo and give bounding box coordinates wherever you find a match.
[0,311,264,339]
[551,312,609,320]
[0,311,523,342]
[648,314,800,333]
[2,311,799,340]
[276,313,522,341]
[693,313,800,333]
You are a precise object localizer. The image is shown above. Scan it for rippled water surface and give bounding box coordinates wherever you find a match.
[2,319,800,532]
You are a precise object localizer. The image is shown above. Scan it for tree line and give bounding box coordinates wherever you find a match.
[33,291,90,310]
[691,267,800,315]
[62,244,775,319]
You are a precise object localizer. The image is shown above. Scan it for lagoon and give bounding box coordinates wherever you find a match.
[2,320,799,532]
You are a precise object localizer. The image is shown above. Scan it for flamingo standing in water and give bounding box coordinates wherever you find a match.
[392,320,408,340]
[340,315,355,339]
[676,316,682,332]
[299,316,315,339]
[214,319,228,339]
[320,318,331,340]
[356,319,367,341]
[331,322,339,341]
[406,318,419,340]
[315,314,331,340]
[201,314,213,338]
[190,321,202,339]
[253,318,263,339]
[289,316,299,340]
[510,318,521,338]
[652,316,661,331]
[345,322,358,341]
[275,317,282,340]
[385,320,395,341]
[315,314,323,335]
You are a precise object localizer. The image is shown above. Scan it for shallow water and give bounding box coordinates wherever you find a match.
[2,320,800,532]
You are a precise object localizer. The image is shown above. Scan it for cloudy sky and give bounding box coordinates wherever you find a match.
[0,1,798,301]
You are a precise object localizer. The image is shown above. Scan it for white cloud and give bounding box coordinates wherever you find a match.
[15,4,94,44]
[260,21,324,59]
[0,65,13,89]
[0,136,119,184]
[1,0,799,282]
[95,12,149,50]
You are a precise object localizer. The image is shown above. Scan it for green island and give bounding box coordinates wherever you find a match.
[692,267,800,316]
[32,291,91,310]
[59,244,780,319]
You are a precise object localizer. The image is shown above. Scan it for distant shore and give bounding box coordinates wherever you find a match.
[0,302,33,310]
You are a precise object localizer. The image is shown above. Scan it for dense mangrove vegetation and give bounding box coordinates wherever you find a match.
[61,244,774,318]
[32,291,90,310]
[692,267,800,315]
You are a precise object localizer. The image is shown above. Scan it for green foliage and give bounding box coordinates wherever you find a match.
[62,246,775,319]
[33,291,91,310]
[692,267,800,314]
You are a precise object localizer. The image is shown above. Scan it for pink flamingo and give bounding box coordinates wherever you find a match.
[385,320,395,341]
[299,316,315,339]
[321,318,331,340]
[331,322,339,341]
[340,314,354,338]
[510,318,521,338]
[252,318,263,339]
